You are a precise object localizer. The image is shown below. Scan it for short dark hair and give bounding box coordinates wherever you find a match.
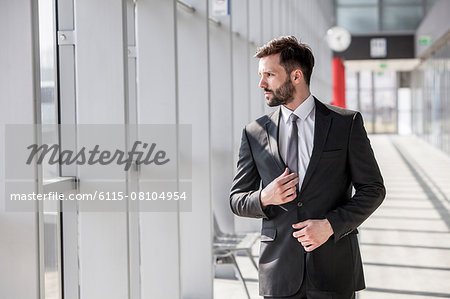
[255,36,315,86]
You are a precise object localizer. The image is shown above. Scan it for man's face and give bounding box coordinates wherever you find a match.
[258,54,295,107]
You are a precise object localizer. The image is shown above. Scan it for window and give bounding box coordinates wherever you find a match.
[381,5,422,31]
[38,0,59,180]
[38,0,63,298]
[337,6,378,34]
[336,0,429,34]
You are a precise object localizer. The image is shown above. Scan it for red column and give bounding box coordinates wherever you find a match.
[332,57,346,108]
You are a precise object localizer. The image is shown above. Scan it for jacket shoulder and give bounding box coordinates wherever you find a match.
[322,102,358,118]
[244,111,274,135]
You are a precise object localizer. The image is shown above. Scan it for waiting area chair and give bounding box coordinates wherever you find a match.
[213,214,259,299]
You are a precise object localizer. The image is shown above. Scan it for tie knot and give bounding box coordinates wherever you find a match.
[289,113,299,123]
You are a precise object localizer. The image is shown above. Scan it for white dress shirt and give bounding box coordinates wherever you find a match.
[279,94,315,186]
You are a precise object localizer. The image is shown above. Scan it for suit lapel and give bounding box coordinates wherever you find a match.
[299,98,332,195]
[265,107,286,172]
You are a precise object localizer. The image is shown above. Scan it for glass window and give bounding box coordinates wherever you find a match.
[345,70,357,89]
[345,70,359,111]
[381,5,423,31]
[346,89,358,111]
[38,0,63,299]
[38,0,60,181]
[382,0,421,4]
[39,0,57,126]
[360,71,373,90]
[43,200,62,299]
[360,89,374,133]
[337,7,378,33]
[374,71,396,89]
[375,89,397,133]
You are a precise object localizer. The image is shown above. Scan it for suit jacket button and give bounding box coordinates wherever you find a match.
[297,202,303,207]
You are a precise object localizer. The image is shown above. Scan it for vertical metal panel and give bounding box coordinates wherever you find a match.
[231,0,250,159]
[75,0,126,124]
[176,0,213,297]
[209,7,235,234]
[230,0,261,233]
[307,0,334,103]
[137,0,177,124]
[248,0,264,121]
[74,0,129,298]
[61,202,79,299]
[280,0,287,34]
[55,0,81,297]
[272,0,281,37]
[261,0,272,42]
[249,43,263,122]
[0,0,40,298]
[261,0,273,119]
[135,0,181,298]
[124,2,141,299]
[248,0,260,45]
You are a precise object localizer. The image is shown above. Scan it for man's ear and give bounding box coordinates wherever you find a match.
[292,69,304,84]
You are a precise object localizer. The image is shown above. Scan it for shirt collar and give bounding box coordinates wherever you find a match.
[281,94,315,124]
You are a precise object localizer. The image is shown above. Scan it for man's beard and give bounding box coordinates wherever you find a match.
[265,77,295,107]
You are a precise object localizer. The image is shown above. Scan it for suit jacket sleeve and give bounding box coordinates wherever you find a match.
[326,112,386,242]
[229,127,268,219]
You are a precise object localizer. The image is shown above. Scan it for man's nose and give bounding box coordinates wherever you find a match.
[259,77,267,89]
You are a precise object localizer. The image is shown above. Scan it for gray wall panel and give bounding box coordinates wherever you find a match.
[136,0,181,298]
[209,14,235,234]
[0,0,39,298]
[75,0,129,298]
[416,0,450,58]
[176,0,214,297]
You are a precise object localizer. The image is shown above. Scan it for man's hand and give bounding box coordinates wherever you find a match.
[292,219,334,252]
[260,168,299,208]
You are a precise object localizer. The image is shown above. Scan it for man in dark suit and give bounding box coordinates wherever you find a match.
[230,36,385,299]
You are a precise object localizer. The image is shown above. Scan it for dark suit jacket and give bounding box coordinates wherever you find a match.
[230,98,385,297]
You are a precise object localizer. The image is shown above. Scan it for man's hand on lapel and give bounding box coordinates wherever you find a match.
[292,219,334,252]
[260,168,299,208]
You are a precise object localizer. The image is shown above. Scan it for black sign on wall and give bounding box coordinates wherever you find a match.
[333,35,415,60]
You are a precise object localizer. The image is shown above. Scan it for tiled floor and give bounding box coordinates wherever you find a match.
[214,135,450,299]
